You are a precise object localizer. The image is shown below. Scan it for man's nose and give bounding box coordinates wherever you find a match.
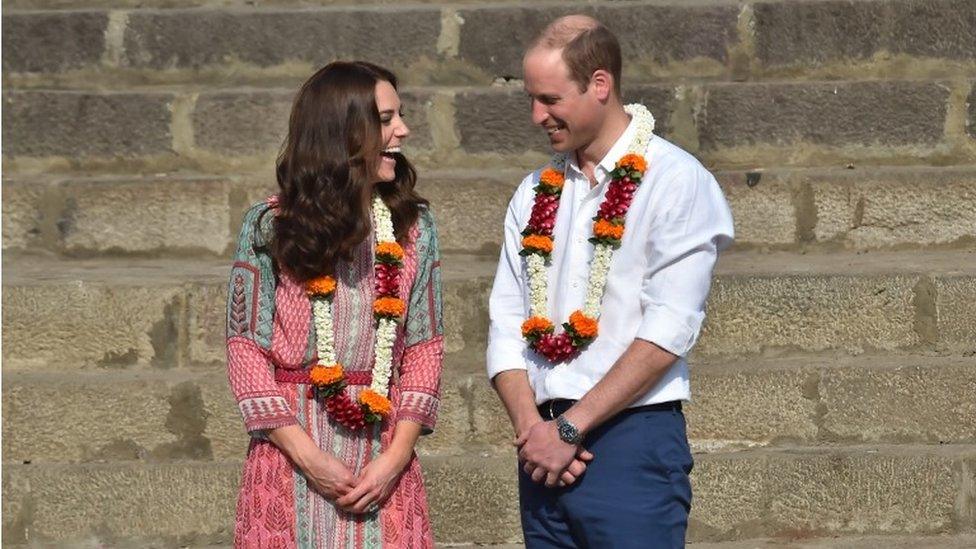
[530,99,548,126]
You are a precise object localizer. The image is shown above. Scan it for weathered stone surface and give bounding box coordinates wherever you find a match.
[889,0,976,60]
[193,89,433,156]
[423,455,522,544]
[755,0,976,68]
[420,370,511,455]
[456,85,674,154]
[440,268,493,356]
[937,275,976,354]
[2,12,108,73]
[715,171,797,246]
[2,463,238,544]
[2,91,173,158]
[1,180,50,250]
[692,447,967,538]
[754,1,888,68]
[812,167,976,247]
[698,274,920,356]
[419,172,518,254]
[2,372,226,463]
[186,282,229,367]
[688,365,819,445]
[820,360,976,443]
[1,282,185,370]
[59,177,233,254]
[968,85,976,139]
[699,82,949,150]
[121,9,440,70]
[457,5,738,79]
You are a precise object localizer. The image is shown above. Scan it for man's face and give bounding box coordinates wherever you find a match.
[523,47,600,153]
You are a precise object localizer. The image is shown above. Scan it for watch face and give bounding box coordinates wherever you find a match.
[557,419,579,443]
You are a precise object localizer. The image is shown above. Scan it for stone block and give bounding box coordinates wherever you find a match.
[420,371,510,455]
[122,8,440,70]
[198,373,251,461]
[699,82,949,150]
[937,275,976,354]
[687,366,819,445]
[698,274,921,356]
[59,177,233,254]
[715,171,797,247]
[812,168,976,247]
[693,447,966,537]
[457,5,738,79]
[2,463,238,544]
[186,282,230,367]
[2,12,108,73]
[753,1,887,68]
[820,360,976,443]
[423,455,522,544]
[418,173,518,254]
[889,0,976,60]
[1,180,50,251]
[1,372,227,463]
[968,85,976,139]
[1,281,185,370]
[440,271,493,356]
[2,91,173,158]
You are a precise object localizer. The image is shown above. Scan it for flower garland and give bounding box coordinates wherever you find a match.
[520,104,655,363]
[303,195,403,430]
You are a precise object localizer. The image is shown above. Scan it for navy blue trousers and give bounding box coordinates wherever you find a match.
[518,401,693,549]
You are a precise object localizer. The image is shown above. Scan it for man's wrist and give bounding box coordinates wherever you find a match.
[555,414,584,445]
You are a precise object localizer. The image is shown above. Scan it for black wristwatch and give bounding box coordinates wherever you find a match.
[555,415,583,445]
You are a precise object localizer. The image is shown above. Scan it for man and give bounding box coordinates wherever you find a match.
[486,15,734,548]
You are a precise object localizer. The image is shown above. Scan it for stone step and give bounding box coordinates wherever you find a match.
[4,166,976,257]
[4,1,975,87]
[4,81,975,174]
[4,354,975,465]
[3,250,974,372]
[3,445,975,545]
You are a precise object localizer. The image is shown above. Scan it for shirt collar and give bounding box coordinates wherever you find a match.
[567,114,639,180]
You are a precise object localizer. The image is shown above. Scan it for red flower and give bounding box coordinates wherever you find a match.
[325,391,366,430]
[374,263,401,297]
[533,333,578,362]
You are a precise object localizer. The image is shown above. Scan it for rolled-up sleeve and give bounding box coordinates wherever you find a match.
[486,176,535,380]
[635,166,734,357]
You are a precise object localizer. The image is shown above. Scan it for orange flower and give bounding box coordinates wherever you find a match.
[521,316,554,337]
[593,218,624,240]
[522,234,554,254]
[539,168,565,189]
[306,275,337,297]
[569,310,599,339]
[617,153,647,174]
[374,296,406,318]
[310,364,344,386]
[376,241,404,260]
[359,389,392,417]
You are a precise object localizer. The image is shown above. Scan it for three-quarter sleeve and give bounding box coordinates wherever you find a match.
[396,207,445,434]
[226,202,299,435]
[635,164,734,357]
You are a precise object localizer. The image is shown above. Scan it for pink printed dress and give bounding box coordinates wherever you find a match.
[226,198,443,548]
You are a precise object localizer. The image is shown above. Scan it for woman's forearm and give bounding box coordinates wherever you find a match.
[268,424,321,472]
[386,420,423,468]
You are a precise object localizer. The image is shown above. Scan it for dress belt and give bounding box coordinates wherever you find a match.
[538,398,682,420]
[274,368,373,386]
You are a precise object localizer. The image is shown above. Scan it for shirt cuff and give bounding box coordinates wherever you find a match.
[635,306,700,357]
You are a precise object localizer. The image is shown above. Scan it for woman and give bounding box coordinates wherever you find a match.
[226,61,443,548]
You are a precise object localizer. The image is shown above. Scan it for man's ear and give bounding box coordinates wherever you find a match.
[590,69,613,102]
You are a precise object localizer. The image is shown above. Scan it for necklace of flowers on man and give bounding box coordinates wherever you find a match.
[303,195,403,431]
[519,104,655,364]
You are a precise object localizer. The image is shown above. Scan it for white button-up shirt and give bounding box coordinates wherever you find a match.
[486,118,735,406]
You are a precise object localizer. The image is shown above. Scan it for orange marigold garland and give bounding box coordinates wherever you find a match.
[519,103,655,363]
[303,196,405,430]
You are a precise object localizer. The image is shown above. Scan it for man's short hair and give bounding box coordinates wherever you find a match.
[530,16,622,97]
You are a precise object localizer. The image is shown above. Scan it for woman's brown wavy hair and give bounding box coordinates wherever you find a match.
[270,61,427,282]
